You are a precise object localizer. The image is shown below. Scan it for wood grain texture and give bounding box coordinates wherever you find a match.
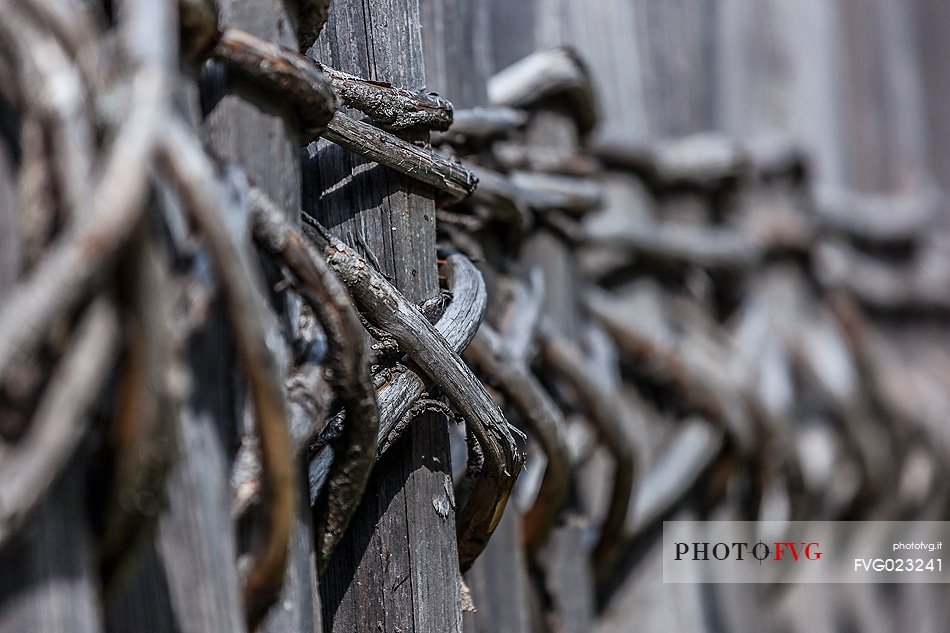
[108,3,320,632]
[462,506,531,633]
[0,456,103,633]
[836,0,928,194]
[628,0,714,138]
[419,0,492,108]
[206,4,320,630]
[304,1,462,630]
[533,0,645,138]
[715,0,846,190]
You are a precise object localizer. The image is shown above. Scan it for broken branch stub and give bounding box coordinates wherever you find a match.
[488,47,598,133]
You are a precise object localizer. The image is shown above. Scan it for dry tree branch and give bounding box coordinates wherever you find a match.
[814,187,938,244]
[431,106,528,145]
[466,164,608,228]
[537,322,636,585]
[303,219,524,569]
[591,133,746,190]
[323,112,478,200]
[0,67,167,383]
[99,226,181,587]
[248,189,378,570]
[628,419,723,535]
[304,247,488,499]
[207,29,476,198]
[507,172,603,216]
[815,238,950,313]
[0,299,119,545]
[313,61,454,131]
[211,28,337,141]
[159,121,294,629]
[497,270,545,363]
[465,322,570,557]
[372,253,487,453]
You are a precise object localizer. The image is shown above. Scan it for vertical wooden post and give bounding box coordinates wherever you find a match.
[304,1,462,631]
[206,2,322,632]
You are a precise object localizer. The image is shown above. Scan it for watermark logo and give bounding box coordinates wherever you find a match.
[663,521,947,583]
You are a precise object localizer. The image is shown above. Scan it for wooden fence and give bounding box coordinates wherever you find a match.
[0,1,948,632]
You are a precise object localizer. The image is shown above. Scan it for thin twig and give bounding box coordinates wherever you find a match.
[432,106,527,145]
[99,225,181,587]
[465,322,570,557]
[488,47,597,132]
[497,270,544,364]
[0,67,167,384]
[585,222,761,270]
[591,132,746,190]
[0,6,95,226]
[538,322,636,586]
[585,289,755,452]
[313,61,454,131]
[508,171,603,216]
[303,251,487,498]
[323,112,478,200]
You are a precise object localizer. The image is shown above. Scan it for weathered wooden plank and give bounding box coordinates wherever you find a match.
[534,0,646,138]
[108,376,246,633]
[208,4,322,631]
[305,1,462,631]
[419,0,492,108]
[628,0,714,138]
[486,0,537,73]
[0,457,103,633]
[716,0,845,190]
[913,0,950,207]
[420,4,535,629]
[835,0,928,194]
[107,3,319,631]
[462,506,530,633]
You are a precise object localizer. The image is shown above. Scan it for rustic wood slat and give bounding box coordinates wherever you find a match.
[305,0,463,630]
[0,456,104,633]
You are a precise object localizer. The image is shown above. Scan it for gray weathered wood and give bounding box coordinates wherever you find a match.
[420,0,493,108]
[0,457,103,633]
[205,4,318,628]
[462,506,531,633]
[716,0,845,189]
[305,0,463,629]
